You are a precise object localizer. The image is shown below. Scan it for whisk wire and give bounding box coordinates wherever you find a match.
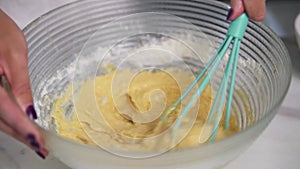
[161,13,249,143]
[171,36,233,140]
[207,38,240,141]
[224,39,241,129]
[161,37,232,122]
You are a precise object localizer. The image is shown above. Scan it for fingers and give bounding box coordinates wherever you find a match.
[229,0,266,21]
[0,10,35,116]
[0,119,27,144]
[0,119,49,159]
[243,0,266,21]
[228,0,245,21]
[1,38,36,117]
[0,86,48,159]
[0,9,47,159]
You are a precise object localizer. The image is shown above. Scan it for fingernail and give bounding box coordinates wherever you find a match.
[26,105,37,120]
[227,8,234,21]
[27,134,46,159]
[35,151,46,159]
[27,133,40,150]
[26,133,35,141]
[30,140,40,150]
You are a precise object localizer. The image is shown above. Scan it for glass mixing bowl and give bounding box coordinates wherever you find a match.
[24,0,292,168]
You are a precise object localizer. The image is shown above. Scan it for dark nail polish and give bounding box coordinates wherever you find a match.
[227,8,234,21]
[30,140,40,150]
[36,151,45,159]
[26,105,37,120]
[27,134,40,150]
[26,133,35,141]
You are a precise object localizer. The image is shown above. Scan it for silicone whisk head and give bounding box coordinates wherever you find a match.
[161,13,249,143]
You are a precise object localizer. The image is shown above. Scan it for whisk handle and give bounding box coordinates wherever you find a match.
[227,13,249,39]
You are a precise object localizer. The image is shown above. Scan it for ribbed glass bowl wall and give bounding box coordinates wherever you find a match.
[24,0,291,169]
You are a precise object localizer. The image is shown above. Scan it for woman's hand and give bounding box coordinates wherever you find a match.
[228,0,266,21]
[0,9,48,159]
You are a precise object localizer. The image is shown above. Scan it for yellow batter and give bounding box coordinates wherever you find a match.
[52,69,238,151]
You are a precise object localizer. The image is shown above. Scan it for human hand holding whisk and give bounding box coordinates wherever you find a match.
[0,0,265,161]
[228,0,266,21]
[160,0,266,143]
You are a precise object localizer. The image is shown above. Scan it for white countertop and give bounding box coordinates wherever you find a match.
[0,1,300,169]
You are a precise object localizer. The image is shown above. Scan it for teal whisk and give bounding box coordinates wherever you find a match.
[161,13,249,142]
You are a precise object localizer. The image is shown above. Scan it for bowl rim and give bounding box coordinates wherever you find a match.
[24,0,292,158]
